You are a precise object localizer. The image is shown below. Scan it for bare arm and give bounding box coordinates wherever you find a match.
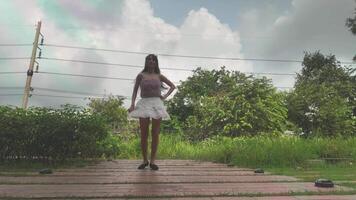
[128,73,143,112]
[160,74,176,100]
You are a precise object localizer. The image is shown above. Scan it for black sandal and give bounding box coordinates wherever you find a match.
[137,161,149,170]
[149,163,159,170]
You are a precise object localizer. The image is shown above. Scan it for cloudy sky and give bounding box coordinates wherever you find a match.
[0,0,355,108]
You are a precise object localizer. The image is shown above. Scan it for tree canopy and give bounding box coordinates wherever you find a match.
[167,67,288,141]
[287,52,356,137]
[87,95,128,133]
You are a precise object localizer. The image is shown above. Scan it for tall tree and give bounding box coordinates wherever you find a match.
[287,52,355,137]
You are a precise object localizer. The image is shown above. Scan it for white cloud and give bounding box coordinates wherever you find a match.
[161,7,249,84]
[0,0,246,107]
[238,0,356,88]
[4,0,354,108]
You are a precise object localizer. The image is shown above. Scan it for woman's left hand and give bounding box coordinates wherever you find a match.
[160,95,166,100]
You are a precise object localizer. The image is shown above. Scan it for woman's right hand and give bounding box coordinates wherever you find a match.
[128,105,135,113]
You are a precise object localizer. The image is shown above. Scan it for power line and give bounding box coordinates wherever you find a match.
[0,57,31,60]
[0,92,129,100]
[42,27,243,39]
[42,43,356,65]
[2,86,114,97]
[0,71,293,96]
[44,44,149,55]
[37,71,181,84]
[43,44,302,63]
[0,72,25,75]
[30,93,131,100]
[42,27,335,42]
[33,85,293,97]
[36,71,293,88]
[33,87,108,96]
[37,71,134,81]
[40,57,194,71]
[0,87,24,90]
[31,94,91,99]
[0,24,35,27]
[0,94,22,96]
[34,85,296,97]
[38,71,295,78]
[0,85,293,100]
[39,57,299,74]
[0,44,33,46]
[45,27,238,37]
[31,86,131,99]
[0,70,297,85]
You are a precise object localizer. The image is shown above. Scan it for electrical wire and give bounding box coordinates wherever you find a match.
[43,43,356,64]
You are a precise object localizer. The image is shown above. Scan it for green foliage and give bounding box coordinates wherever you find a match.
[269,166,356,184]
[87,94,129,133]
[114,133,141,159]
[346,4,356,35]
[287,52,356,137]
[167,67,288,141]
[346,2,356,60]
[0,105,112,161]
[161,115,183,135]
[97,132,121,159]
[115,133,356,168]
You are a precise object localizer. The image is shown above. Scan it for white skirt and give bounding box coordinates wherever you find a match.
[128,97,170,120]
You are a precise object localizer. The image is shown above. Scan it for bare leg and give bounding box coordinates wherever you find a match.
[139,118,150,163]
[150,118,161,164]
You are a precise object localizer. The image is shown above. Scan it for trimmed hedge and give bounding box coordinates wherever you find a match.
[0,105,110,161]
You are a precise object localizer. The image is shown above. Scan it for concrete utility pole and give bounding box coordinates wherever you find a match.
[22,21,42,109]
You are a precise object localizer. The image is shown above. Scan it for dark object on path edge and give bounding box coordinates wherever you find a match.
[39,168,53,174]
[315,179,334,187]
[227,163,234,167]
[254,168,264,173]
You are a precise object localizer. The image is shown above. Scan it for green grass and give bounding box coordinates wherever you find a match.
[266,164,356,181]
[265,164,356,191]
[109,132,356,167]
[338,182,356,190]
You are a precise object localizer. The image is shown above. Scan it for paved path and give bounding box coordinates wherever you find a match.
[0,159,354,199]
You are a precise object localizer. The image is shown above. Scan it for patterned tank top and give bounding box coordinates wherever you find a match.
[140,78,161,98]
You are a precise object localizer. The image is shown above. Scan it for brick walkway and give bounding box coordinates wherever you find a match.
[0,159,355,199]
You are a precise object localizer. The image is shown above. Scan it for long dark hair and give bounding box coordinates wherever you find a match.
[141,54,160,74]
[141,54,167,90]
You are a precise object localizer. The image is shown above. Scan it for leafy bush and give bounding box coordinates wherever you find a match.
[167,67,288,141]
[0,105,112,161]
